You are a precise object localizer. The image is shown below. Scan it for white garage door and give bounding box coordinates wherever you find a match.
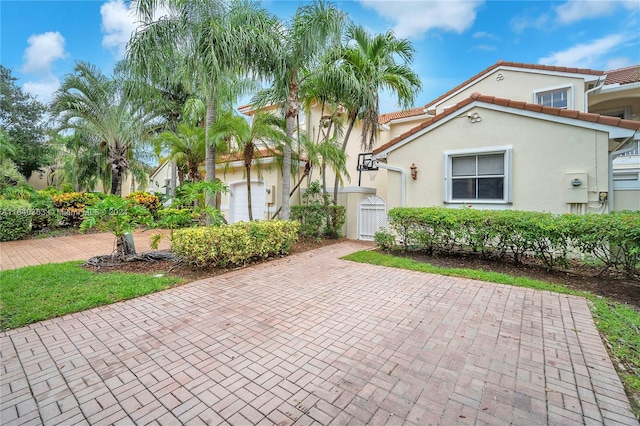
[229,181,266,223]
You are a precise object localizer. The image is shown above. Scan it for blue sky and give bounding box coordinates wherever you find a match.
[1,0,639,113]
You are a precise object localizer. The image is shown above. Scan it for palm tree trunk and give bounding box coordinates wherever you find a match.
[333,113,357,204]
[246,164,253,221]
[204,97,217,222]
[282,80,298,221]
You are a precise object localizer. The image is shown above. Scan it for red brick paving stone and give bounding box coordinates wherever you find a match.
[1,241,639,425]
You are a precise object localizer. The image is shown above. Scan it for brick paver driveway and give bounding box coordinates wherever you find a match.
[1,241,637,425]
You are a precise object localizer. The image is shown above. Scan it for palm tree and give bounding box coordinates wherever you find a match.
[210,111,287,221]
[50,62,162,196]
[253,0,345,220]
[324,24,422,202]
[154,123,206,182]
[128,0,280,216]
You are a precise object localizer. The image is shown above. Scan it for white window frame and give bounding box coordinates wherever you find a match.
[443,146,513,204]
[532,84,573,109]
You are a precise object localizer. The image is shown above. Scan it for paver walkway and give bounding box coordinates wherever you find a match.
[0,231,171,270]
[1,240,638,425]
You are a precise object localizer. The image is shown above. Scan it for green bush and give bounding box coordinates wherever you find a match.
[30,193,61,230]
[171,220,299,268]
[52,192,99,227]
[156,208,198,229]
[386,207,640,276]
[125,191,162,217]
[291,182,345,239]
[0,199,33,241]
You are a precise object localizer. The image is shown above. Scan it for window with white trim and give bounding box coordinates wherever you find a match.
[534,86,571,109]
[444,146,512,203]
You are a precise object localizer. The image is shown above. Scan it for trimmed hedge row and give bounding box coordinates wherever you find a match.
[171,220,300,268]
[379,207,640,276]
[0,199,33,241]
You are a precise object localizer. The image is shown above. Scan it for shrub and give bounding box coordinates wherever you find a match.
[52,192,99,227]
[171,220,299,268]
[374,230,396,251]
[156,208,198,229]
[0,199,32,241]
[125,191,161,217]
[29,193,61,230]
[386,207,640,276]
[291,182,345,239]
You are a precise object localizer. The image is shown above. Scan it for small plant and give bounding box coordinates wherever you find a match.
[374,230,396,251]
[291,181,345,239]
[80,196,153,258]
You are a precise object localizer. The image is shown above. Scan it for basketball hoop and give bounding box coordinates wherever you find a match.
[367,169,378,181]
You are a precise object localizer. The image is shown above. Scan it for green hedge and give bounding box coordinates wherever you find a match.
[0,199,33,241]
[291,205,345,239]
[171,220,300,268]
[379,207,640,276]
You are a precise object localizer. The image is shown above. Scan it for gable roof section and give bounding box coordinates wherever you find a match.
[604,65,640,86]
[379,107,428,124]
[373,92,640,156]
[378,60,605,125]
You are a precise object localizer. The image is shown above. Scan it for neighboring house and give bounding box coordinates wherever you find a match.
[337,61,639,239]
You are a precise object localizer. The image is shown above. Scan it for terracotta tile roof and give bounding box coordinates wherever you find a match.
[378,107,428,124]
[217,147,279,163]
[373,92,640,155]
[604,65,640,86]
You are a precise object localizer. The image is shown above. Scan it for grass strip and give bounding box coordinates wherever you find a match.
[0,261,183,330]
[343,250,640,411]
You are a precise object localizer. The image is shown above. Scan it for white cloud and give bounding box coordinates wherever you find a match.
[22,31,68,75]
[23,76,61,103]
[538,34,626,68]
[554,0,638,25]
[472,31,496,40]
[101,0,137,58]
[474,44,496,51]
[510,13,551,33]
[604,57,634,71]
[554,0,615,24]
[358,0,484,39]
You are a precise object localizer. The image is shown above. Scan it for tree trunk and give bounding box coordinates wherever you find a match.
[204,97,217,223]
[271,163,310,219]
[333,112,357,204]
[246,164,253,221]
[115,234,136,259]
[282,79,298,221]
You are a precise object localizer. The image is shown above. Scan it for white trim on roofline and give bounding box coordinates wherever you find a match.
[429,65,601,112]
[374,101,640,157]
[386,112,432,125]
[598,81,640,94]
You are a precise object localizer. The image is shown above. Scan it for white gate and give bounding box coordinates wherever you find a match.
[358,195,387,241]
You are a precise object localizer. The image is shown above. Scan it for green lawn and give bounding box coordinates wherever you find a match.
[343,250,640,413]
[0,261,183,330]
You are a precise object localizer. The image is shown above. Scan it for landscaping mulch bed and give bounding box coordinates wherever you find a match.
[84,238,639,311]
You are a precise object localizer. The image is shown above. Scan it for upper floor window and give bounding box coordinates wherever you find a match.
[533,84,573,109]
[536,88,568,108]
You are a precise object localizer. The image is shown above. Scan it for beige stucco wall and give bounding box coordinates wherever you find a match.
[433,69,588,114]
[590,89,640,121]
[381,106,610,214]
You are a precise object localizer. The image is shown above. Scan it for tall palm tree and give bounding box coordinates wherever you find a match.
[210,111,286,221]
[50,62,162,196]
[128,0,280,216]
[253,0,345,220]
[322,24,422,203]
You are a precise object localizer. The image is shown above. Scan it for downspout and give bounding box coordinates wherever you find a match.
[584,77,605,113]
[373,160,406,207]
[608,138,639,212]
